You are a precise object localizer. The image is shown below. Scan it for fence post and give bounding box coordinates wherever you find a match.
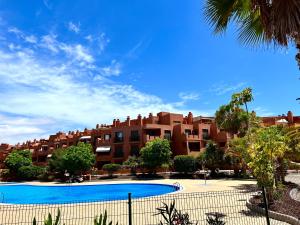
[128,192,132,225]
[262,187,271,225]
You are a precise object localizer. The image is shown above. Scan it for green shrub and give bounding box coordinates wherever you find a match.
[102,164,121,177]
[48,143,95,178]
[173,155,196,174]
[17,165,45,180]
[140,138,172,173]
[4,150,32,174]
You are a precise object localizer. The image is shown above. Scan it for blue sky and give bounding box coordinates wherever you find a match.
[0,0,299,144]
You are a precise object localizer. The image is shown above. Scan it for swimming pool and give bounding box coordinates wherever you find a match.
[0,183,179,204]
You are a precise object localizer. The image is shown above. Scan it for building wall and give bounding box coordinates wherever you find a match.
[1,110,300,169]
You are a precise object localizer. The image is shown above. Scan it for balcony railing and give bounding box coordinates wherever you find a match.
[183,134,200,140]
[144,135,160,142]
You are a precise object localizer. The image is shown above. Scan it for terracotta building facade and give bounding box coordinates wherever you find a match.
[1,111,299,169]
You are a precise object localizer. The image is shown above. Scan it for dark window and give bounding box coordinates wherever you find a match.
[130,130,140,141]
[114,132,123,143]
[188,142,200,151]
[42,146,48,151]
[193,129,199,135]
[55,144,60,149]
[185,129,191,135]
[114,146,124,158]
[164,130,172,140]
[202,129,209,139]
[130,145,140,156]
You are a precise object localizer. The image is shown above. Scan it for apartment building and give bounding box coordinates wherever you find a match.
[1,111,299,169]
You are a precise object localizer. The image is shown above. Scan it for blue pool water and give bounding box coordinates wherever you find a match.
[0,183,179,204]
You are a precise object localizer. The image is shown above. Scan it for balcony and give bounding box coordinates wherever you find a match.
[182,134,200,141]
[130,136,140,142]
[144,134,160,142]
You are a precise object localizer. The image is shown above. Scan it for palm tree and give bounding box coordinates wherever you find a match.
[204,0,300,68]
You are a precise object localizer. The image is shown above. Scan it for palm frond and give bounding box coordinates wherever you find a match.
[204,0,250,33]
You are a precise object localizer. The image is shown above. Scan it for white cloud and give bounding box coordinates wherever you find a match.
[99,59,121,76]
[68,21,80,33]
[210,82,246,95]
[60,44,94,63]
[179,92,200,101]
[0,28,212,144]
[253,107,274,116]
[0,114,54,144]
[85,33,110,52]
[24,35,37,44]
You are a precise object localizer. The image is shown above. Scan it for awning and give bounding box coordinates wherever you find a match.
[96,146,111,153]
[79,136,91,140]
[276,119,288,123]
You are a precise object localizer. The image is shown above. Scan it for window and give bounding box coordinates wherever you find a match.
[202,129,209,139]
[164,130,172,140]
[114,146,124,158]
[188,142,200,151]
[185,129,191,135]
[130,145,140,156]
[42,146,48,151]
[130,130,140,141]
[115,132,124,142]
[104,134,111,141]
[55,144,60,149]
[193,129,199,135]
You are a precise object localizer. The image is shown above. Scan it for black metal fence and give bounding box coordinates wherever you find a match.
[0,189,281,225]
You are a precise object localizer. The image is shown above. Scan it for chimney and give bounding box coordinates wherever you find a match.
[113,119,117,127]
[116,119,120,126]
[287,111,294,124]
[188,112,193,124]
[126,116,130,126]
[96,124,100,129]
[137,114,142,125]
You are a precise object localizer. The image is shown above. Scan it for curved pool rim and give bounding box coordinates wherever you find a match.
[0,182,182,205]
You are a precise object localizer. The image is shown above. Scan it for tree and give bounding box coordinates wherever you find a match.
[17,165,45,181]
[247,126,288,190]
[173,155,197,174]
[198,141,225,176]
[140,138,172,174]
[215,88,254,136]
[204,0,300,69]
[4,150,32,174]
[49,143,95,177]
[215,104,248,136]
[102,163,121,177]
